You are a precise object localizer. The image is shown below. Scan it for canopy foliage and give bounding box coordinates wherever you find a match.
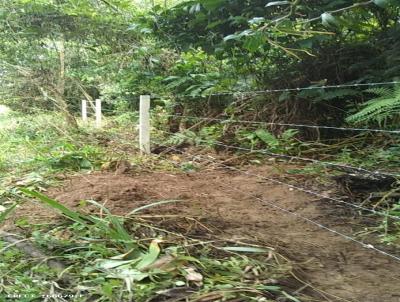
[0,0,399,127]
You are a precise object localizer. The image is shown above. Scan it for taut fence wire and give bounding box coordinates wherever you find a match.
[156,129,400,221]
[150,80,400,99]
[153,141,400,263]
[154,128,400,178]
[161,114,400,134]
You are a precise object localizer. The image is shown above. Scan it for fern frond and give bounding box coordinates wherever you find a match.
[346,85,400,125]
[365,87,392,97]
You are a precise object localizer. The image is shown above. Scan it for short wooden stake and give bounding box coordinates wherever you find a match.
[81,100,88,123]
[95,98,102,128]
[139,95,151,154]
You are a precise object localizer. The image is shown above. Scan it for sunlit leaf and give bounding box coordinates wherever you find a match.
[321,12,338,27]
[265,1,290,7]
[373,0,389,8]
[224,33,240,41]
[106,268,148,281]
[97,259,137,270]
[248,17,265,25]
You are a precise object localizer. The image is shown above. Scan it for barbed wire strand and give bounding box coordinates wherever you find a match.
[231,186,400,262]
[156,129,400,221]
[156,126,399,178]
[167,135,400,178]
[209,157,400,262]
[150,81,400,99]
[82,81,400,103]
[159,114,400,134]
[156,143,400,263]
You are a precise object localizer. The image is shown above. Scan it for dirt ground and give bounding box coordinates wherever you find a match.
[8,164,400,302]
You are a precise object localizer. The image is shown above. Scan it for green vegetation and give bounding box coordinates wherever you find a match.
[1,0,400,301]
[0,112,304,301]
[4,190,295,302]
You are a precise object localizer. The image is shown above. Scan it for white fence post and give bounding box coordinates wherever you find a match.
[81,100,88,123]
[139,95,151,154]
[95,98,102,128]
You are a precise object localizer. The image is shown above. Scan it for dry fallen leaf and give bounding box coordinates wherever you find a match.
[171,155,181,162]
[183,267,203,286]
[142,254,175,271]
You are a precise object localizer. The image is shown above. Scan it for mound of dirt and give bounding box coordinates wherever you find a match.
[8,166,400,302]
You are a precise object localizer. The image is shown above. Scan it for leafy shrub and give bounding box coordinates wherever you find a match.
[45,144,103,171]
[236,128,299,153]
[163,48,236,97]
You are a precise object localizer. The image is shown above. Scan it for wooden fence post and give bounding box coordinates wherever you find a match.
[95,98,102,128]
[81,100,88,123]
[139,95,151,154]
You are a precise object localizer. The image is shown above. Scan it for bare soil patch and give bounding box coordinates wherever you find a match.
[8,165,400,302]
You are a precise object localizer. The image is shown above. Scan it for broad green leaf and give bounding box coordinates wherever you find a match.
[321,13,338,27]
[243,35,265,52]
[136,239,161,270]
[79,158,92,169]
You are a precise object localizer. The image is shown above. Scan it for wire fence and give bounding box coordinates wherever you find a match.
[161,114,400,134]
[154,141,400,263]
[79,80,400,102]
[71,79,400,266]
[157,131,400,178]
[73,82,400,263]
[156,128,400,221]
[150,80,400,99]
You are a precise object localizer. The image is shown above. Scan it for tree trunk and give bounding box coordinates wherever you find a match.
[56,37,78,128]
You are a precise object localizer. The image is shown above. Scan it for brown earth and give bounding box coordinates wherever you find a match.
[7,164,400,302]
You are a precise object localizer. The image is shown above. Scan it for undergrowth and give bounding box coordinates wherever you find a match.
[0,190,301,302]
[154,120,400,248]
[0,112,302,301]
[1,111,399,301]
